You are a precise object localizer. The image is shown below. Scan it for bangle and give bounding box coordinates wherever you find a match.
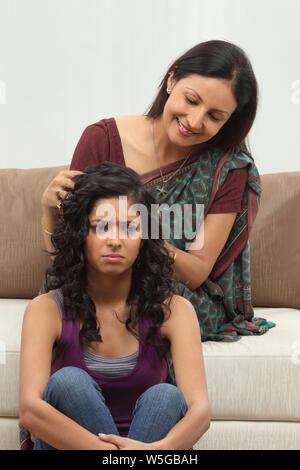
[43,227,53,236]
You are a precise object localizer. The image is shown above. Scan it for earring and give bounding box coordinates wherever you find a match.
[166,87,171,94]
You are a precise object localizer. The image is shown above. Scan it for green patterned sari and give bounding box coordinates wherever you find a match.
[142,145,275,341]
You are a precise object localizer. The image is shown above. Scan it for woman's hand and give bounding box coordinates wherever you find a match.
[98,433,159,450]
[41,170,84,211]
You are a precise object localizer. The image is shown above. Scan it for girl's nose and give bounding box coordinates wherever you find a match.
[105,223,124,246]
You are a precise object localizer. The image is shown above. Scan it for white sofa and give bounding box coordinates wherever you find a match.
[0,166,299,450]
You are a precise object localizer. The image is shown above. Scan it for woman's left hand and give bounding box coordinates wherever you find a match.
[98,433,157,450]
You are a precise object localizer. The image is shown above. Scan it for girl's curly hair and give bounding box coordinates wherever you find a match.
[44,162,178,357]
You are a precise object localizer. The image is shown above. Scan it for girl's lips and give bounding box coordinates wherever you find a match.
[103,255,124,262]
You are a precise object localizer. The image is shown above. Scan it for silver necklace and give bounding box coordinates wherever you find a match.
[152,119,192,196]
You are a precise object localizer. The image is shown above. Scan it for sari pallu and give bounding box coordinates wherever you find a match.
[142,146,275,342]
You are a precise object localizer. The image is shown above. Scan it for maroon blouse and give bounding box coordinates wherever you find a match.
[70,118,247,214]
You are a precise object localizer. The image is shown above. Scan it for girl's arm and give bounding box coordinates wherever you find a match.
[99,294,210,451]
[158,294,211,450]
[165,212,237,289]
[19,294,117,450]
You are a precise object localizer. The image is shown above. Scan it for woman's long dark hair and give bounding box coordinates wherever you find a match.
[44,162,177,356]
[146,40,258,153]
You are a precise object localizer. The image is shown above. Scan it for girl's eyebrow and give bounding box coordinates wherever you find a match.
[90,216,139,222]
[186,87,229,116]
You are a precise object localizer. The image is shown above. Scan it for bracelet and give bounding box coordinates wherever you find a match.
[43,227,53,236]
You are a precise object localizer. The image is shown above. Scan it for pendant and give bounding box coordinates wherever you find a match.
[157,185,167,195]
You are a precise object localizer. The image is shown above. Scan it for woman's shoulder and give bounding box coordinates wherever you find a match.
[82,116,116,136]
[70,117,121,170]
[227,145,255,166]
[84,115,143,133]
[114,115,148,133]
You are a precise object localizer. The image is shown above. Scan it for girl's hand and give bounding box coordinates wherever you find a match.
[41,170,84,211]
[98,433,157,450]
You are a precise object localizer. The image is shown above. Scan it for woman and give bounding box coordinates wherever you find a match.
[19,163,210,450]
[41,39,274,343]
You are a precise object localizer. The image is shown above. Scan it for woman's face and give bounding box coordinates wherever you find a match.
[84,196,142,276]
[163,73,238,148]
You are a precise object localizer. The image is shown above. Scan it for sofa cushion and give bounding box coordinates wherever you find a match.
[0,166,68,298]
[195,420,300,450]
[0,418,20,450]
[0,298,28,417]
[250,172,300,308]
[202,308,300,421]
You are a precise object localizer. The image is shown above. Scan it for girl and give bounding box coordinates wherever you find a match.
[19,162,210,450]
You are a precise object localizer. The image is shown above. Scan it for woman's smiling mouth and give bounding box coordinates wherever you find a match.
[176,118,199,136]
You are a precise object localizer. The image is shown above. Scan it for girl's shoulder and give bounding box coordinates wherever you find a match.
[163,293,195,312]
[28,291,61,311]
[161,294,198,336]
[26,292,62,323]
[23,293,62,345]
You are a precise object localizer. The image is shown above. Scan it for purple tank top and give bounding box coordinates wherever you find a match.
[51,290,170,436]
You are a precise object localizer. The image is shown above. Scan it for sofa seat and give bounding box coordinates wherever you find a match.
[202,308,300,421]
[0,299,299,450]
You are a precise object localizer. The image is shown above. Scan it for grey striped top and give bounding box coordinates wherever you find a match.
[50,289,138,377]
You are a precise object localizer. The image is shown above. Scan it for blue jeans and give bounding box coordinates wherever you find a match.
[33,366,188,450]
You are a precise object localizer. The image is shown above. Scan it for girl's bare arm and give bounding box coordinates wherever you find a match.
[19,294,117,450]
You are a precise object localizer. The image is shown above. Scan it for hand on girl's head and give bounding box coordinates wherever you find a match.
[41,170,84,210]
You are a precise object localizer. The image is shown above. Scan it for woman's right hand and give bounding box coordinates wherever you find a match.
[41,170,84,211]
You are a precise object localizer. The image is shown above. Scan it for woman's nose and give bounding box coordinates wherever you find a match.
[187,109,205,131]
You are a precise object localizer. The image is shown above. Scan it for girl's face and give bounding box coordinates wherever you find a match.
[84,196,143,276]
[163,73,238,148]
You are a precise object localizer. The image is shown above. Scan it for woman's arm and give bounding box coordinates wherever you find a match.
[156,294,211,450]
[41,170,83,260]
[19,294,117,450]
[41,121,110,256]
[41,207,59,258]
[165,212,237,289]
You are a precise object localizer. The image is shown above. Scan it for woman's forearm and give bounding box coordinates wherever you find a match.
[21,399,117,450]
[164,241,209,290]
[41,207,59,259]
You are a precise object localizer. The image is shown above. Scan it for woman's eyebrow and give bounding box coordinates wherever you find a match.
[186,87,229,116]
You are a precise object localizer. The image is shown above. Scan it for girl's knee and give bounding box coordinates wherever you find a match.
[141,383,187,410]
[44,367,95,400]
[48,366,89,386]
